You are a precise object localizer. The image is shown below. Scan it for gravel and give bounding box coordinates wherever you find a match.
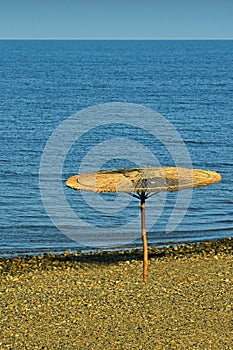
[0,238,233,349]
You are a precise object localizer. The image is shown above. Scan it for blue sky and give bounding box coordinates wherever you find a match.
[0,0,233,39]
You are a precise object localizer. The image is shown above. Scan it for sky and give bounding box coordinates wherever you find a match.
[0,0,233,39]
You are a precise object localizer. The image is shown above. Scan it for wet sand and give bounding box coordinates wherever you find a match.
[0,238,233,349]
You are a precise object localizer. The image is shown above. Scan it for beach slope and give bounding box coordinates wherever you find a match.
[0,238,233,349]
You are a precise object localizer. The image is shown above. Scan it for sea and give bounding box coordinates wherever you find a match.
[1,40,233,256]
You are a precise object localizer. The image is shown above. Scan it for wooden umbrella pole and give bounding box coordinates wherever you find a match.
[141,193,148,282]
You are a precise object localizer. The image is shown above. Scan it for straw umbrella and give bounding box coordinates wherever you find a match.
[66,167,221,282]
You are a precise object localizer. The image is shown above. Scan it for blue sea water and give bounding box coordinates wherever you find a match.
[0,40,233,255]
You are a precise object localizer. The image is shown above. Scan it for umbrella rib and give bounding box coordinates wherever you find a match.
[124,192,141,199]
[146,192,158,199]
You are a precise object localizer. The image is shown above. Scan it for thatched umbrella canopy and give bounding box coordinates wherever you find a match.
[66,167,221,282]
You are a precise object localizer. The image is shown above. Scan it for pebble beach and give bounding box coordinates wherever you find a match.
[1,238,233,349]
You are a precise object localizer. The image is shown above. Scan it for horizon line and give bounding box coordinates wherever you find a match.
[0,37,233,41]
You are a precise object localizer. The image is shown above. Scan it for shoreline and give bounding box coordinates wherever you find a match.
[1,232,231,258]
[0,237,232,274]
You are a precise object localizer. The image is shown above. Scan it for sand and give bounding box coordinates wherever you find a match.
[0,238,233,349]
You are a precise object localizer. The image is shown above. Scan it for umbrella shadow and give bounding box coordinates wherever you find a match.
[1,238,231,275]
[47,237,233,265]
